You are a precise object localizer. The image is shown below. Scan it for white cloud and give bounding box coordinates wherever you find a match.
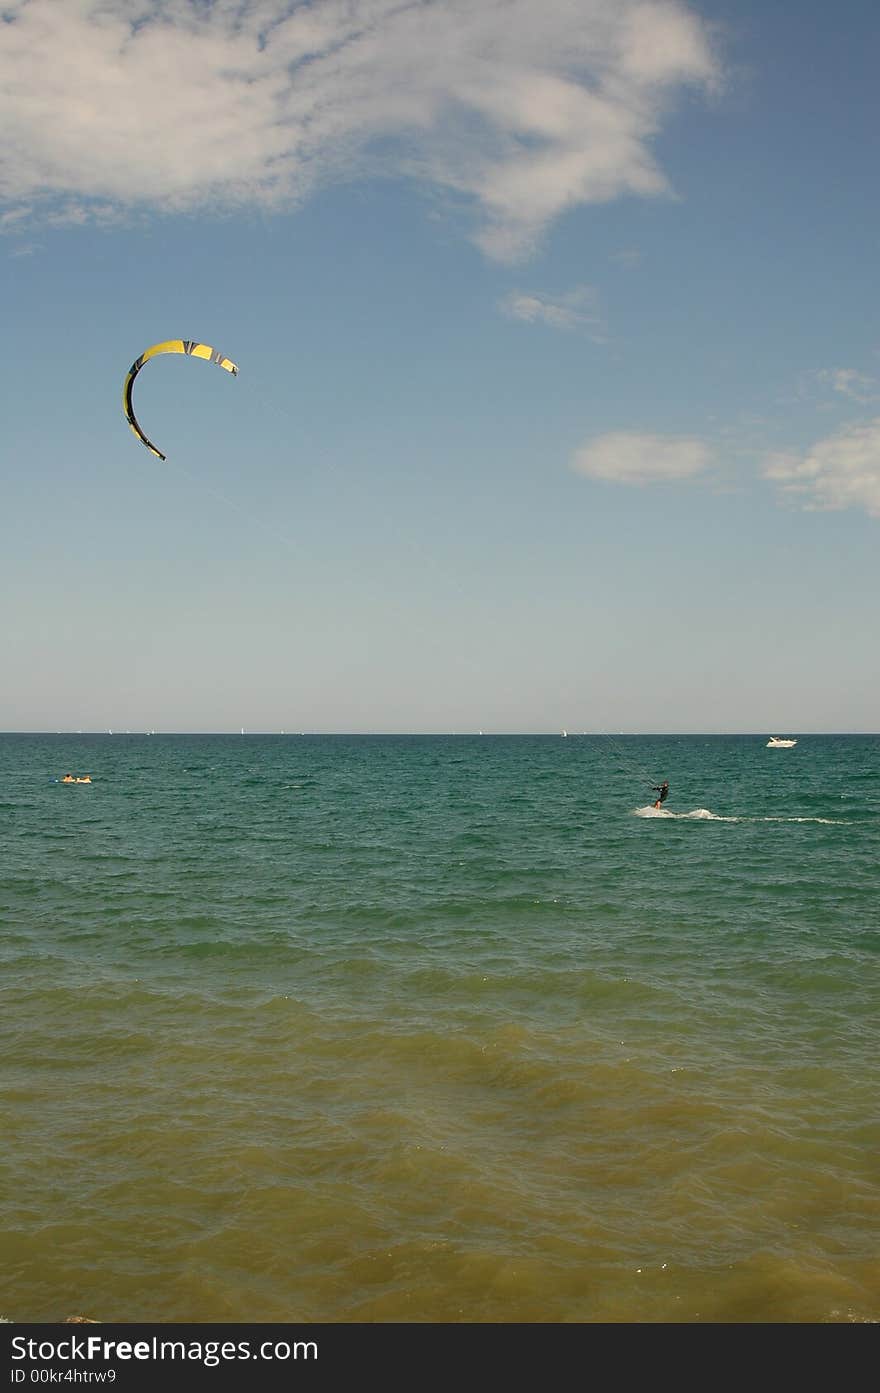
[500,285,601,332]
[0,0,718,260]
[571,431,714,485]
[762,417,880,518]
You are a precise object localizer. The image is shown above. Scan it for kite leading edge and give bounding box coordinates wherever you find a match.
[122,339,239,460]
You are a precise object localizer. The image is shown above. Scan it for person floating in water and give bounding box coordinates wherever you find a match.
[652,780,669,809]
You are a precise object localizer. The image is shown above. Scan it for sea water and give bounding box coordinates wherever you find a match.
[1,732,878,1323]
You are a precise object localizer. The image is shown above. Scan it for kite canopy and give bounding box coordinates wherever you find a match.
[122,339,238,460]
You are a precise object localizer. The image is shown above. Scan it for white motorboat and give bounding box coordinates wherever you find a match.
[766,736,797,748]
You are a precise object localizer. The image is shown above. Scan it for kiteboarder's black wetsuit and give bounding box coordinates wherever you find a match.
[652,781,669,807]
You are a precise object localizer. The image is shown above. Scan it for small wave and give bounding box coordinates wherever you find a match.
[634,806,848,826]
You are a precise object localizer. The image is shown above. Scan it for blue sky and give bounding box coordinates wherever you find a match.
[2,0,879,733]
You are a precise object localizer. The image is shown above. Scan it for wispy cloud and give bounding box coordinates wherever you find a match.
[0,205,31,230]
[571,431,715,485]
[789,366,879,408]
[609,247,642,268]
[762,418,880,518]
[0,0,719,261]
[815,368,877,404]
[500,285,602,332]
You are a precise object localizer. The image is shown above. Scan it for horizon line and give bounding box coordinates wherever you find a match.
[2,730,878,738]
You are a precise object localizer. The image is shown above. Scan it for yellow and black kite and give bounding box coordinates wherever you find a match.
[122,339,238,460]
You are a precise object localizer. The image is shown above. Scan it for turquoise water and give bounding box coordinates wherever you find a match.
[1,732,878,1322]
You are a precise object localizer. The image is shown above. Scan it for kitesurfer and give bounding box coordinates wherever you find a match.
[652,780,669,809]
